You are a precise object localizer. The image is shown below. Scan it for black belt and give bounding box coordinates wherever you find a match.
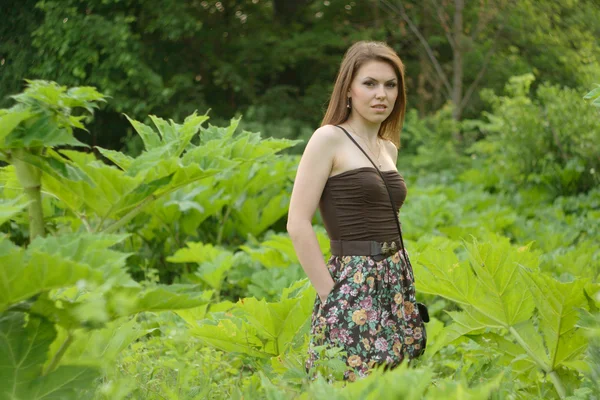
[330,238,403,259]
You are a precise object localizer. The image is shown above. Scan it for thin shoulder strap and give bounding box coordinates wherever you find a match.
[334,125,411,267]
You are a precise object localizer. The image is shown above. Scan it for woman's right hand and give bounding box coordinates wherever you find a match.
[318,293,329,304]
[318,281,335,304]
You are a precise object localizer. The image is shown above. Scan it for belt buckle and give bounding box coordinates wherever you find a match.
[381,240,398,257]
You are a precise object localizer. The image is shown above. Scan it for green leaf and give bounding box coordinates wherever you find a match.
[109,284,213,315]
[124,114,161,150]
[424,372,503,400]
[0,313,54,397]
[95,147,133,170]
[475,333,537,377]
[27,233,131,280]
[416,237,537,328]
[240,233,299,268]
[0,109,34,146]
[26,366,98,400]
[149,115,177,143]
[4,115,87,148]
[0,234,131,311]
[200,118,239,142]
[234,291,314,355]
[60,317,154,367]
[0,196,28,226]
[172,291,215,325]
[520,271,589,369]
[167,243,235,290]
[0,244,102,312]
[188,317,268,358]
[583,85,600,100]
[511,319,552,371]
[337,363,432,399]
[0,313,99,400]
[15,150,94,185]
[428,309,488,356]
[462,238,537,327]
[175,112,209,154]
[41,150,144,218]
[413,237,477,306]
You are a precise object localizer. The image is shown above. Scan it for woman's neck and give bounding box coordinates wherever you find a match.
[344,116,381,141]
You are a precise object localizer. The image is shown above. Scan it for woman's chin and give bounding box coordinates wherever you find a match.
[353,111,390,125]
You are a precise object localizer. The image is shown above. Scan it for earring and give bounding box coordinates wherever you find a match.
[347,97,351,109]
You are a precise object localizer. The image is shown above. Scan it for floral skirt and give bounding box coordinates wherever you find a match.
[305,249,426,381]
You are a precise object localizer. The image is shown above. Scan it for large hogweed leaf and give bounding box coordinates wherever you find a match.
[462,238,538,327]
[0,233,140,312]
[423,372,503,400]
[221,157,298,238]
[26,233,131,280]
[415,236,537,328]
[0,313,56,395]
[0,313,99,400]
[41,150,143,219]
[412,237,479,306]
[167,242,235,291]
[0,81,104,150]
[105,284,213,316]
[520,271,589,369]
[4,115,87,149]
[0,109,34,146]
[133,177,229,245]
[187,316,268,358]
[303,361,502,400]
[0,196,28,226]
[58,316,156,369]
[233,292,314,355]
[0,237,103,312]
[184,284,314,358]
[240,228,330,269]
[41,114,297,233]
[240,232,301,269]
[38,282,213,329]
[415,236,589,397]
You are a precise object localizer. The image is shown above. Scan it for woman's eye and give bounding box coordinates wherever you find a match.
[386,83,397,88]
[364,82,375,87]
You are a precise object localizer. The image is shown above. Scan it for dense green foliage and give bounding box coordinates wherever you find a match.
[2,0,600,149]
[1,1,599,398]
[0,80,598,399]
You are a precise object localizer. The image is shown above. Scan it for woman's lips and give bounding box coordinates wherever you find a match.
[372,105,387,112]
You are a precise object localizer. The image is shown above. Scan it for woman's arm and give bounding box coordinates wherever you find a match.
[287,125,339,303]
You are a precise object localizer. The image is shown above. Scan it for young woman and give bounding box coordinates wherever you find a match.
[286,41,426,381]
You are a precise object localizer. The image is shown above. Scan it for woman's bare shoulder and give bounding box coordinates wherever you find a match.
[310,124,344,144]
[382,138,398,163]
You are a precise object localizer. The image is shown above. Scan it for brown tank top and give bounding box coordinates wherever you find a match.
[319,166,407,242]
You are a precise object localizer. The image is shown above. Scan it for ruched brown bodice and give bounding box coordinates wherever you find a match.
[319,166,407,242]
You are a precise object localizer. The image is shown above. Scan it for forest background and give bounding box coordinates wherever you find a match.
[1,0,599,399]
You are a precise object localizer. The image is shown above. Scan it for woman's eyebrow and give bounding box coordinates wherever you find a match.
[362,76,397,82]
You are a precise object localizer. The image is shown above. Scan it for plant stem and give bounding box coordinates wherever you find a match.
[12,149,45,239]
[216,206,231,245]
[508,326,550,371]
[43,332,74,375]
[548,371,567,399]
[101,194,157,234]
[509,326,566,399]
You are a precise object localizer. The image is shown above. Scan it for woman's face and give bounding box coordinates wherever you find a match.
[348,60,398,126]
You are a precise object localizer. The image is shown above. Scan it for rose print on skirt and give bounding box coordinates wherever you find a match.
[305,250,426,381]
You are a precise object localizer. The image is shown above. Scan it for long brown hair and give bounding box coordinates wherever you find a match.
[321,41,406,148]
